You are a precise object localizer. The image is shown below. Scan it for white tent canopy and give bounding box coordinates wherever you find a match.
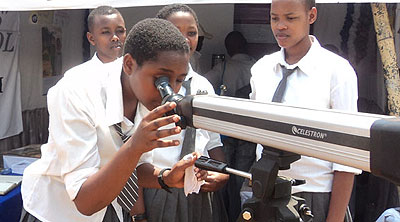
[1,0,399,11]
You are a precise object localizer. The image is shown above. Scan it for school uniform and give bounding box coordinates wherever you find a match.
[250,36,362,221]
[139,65,227,222]
[21,57,130,222]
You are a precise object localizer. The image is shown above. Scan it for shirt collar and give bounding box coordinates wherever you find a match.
[276,35,321,76]
[135,102,150,123]
[92,52,122,66]
[185,63,194,81]
[91,52,103,66]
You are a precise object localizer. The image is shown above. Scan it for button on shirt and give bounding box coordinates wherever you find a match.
[139,65,222,169]
[21,57,127,222]
[250,36,361,193]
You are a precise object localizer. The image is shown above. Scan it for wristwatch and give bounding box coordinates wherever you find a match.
[158,168,172,193]
[133,213,147,222]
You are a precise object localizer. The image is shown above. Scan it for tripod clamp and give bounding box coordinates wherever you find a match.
[195,146,314,222]
[238,146,313,222]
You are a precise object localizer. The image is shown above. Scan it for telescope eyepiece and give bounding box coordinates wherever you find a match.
[154,76,186,128]
[155,76,175,100]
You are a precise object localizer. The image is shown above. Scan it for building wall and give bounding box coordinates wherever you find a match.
[18,10,86,111]
[315,3,386,113]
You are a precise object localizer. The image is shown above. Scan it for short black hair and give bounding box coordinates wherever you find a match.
[87,6,121,32]
[225,31,247,48]
[124,18,190,67]
[304,0,316,10]
[156,4,199,26]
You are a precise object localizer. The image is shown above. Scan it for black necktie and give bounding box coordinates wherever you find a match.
[272,65,297,103]
[179,78,196,159]
[114,123,139,213]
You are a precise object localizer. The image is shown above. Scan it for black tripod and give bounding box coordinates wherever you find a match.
[195,146,314,222]
[238,146,313,222]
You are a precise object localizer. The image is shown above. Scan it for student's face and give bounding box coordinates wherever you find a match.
[167,12,198,57]
[87,13,126,63]
[123,51,190,111]
[270,0,317,51]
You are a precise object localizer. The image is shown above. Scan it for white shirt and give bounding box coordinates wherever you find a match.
[251,36,361,193]
[205,53,256,97]
[139,65,222,169]
[63,53,118,78]
[21,57,127,222]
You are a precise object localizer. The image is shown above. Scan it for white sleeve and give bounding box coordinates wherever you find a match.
[249,75,257,100]
[138,150,153,166]
[330,60,358,111]
[250,58,265,100]
[330,59,361,174]
[332,164,362,174]
[47,84,101,201]
[204,131,223,155]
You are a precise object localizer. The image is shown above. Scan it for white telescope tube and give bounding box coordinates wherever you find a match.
[177,95,400,184]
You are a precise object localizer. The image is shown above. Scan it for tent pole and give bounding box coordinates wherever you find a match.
[371,3,400,116]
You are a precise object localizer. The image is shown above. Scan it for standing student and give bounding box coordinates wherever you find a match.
[87,6,126,64]
[62,6,126,78]
[20,18,205,222]
[205,31,256,98]
[135,4,229,222]
[204,30,257,222]
[65,6,147,221]
[250,0,361,221]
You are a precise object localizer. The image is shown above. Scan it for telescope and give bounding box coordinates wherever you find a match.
[171,94,400,184]
[155,77,400,221]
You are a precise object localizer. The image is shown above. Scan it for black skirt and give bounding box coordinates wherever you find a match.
[19,205,132,222]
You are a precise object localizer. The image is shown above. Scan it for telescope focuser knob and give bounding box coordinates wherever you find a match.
[299,204,314,219]
[291,179,306,186]
[242,209,253,221]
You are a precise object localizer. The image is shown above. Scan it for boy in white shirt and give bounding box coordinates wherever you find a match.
[64,6,126,77]
[86,6,126,64]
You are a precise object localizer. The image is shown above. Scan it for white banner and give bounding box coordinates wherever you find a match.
[0,11,22,140]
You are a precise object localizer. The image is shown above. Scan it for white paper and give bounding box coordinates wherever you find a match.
[183,154,205,196]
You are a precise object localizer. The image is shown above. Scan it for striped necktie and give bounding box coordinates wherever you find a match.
[114,123,139,213]
[272,65,297,103]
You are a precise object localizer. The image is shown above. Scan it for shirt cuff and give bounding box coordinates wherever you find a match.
[332,163,362,175]
[138,150,153,166]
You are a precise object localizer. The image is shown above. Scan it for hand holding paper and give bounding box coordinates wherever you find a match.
[183,153,205,196]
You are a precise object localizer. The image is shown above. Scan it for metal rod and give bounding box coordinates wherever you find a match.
[226,167,252,180]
